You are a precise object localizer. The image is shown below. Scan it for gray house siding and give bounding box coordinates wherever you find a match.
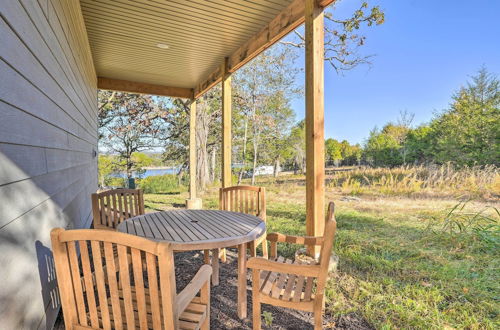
[0,0,97,329]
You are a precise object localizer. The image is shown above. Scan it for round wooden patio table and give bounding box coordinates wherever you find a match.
[116,209,266,319]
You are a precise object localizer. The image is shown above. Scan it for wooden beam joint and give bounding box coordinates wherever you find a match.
[193,0,337,98]
[317,0,336,8]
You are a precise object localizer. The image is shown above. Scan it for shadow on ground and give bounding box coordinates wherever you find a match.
[174,250,372,330]
[54,248,373,329]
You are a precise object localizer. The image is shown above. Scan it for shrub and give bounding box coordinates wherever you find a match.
[139,174,180,193]
[432,201,500,250]
[106,177,126,188]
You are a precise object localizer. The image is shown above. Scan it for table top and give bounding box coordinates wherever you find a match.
[116,209,266,251]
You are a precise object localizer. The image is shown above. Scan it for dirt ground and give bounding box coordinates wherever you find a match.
[174,249,372,330]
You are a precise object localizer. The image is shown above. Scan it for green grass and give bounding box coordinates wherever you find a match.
[143,182,499,329]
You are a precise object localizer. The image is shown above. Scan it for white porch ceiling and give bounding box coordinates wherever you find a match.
[80,0,294,89]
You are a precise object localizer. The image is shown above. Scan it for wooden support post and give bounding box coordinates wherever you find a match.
[186,100,202,209]
[305,0,325,257]
[221,58,232,188]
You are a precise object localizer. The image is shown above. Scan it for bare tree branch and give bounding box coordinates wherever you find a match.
[280,1,384,73]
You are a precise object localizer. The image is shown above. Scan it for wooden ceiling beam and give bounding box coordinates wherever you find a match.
[98,77,194,99]
[193,0,336,98]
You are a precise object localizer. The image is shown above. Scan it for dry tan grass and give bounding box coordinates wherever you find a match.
[325,164,499,200]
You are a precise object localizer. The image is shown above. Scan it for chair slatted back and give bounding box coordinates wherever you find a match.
[92,189,145,229]
[219,185,266,220]
[51,228,177,330]
[316,202,337,294]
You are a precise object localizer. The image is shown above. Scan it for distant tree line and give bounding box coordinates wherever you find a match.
[363,68,499,167]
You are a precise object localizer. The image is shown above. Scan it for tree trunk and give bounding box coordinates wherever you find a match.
[177,165,185,186]
[238,118,249,184]
[274,158,280,177]
[210,146,217,183]
[126,151,133,180]
[196,138,209,190]
[251,136,258,185]
[196,104,210,190]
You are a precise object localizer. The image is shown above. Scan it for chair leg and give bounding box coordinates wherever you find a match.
[261,239,268,259]
[313,303,323,330]
[211,248,219,286]
[249,241,257,257]
[220,248,227,263]
[201,316,209,330]
[204,250,210,264]
[252,269,261,330]
[200,280,210,330]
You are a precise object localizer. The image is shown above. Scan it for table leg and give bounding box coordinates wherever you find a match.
[237,243,247,319]
[211,248,219,286]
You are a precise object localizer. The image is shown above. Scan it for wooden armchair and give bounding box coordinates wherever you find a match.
[91,188,145,230]
[51,228,212,330]
[204,185,267,285]
[248,202,337,330]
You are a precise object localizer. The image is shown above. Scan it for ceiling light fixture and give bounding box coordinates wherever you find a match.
[156,43,169,49]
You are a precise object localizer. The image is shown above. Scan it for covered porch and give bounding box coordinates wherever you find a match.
[85,0,333,254]
[1,0,334,328]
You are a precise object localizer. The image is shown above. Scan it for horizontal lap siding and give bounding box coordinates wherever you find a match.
[0,1,97,329]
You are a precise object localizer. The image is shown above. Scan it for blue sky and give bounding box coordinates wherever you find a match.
[289,0,500,145]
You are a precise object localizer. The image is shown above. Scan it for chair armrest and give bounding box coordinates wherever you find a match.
[266,232,324,246]
[176,264,212,314]
[247,257,320,277]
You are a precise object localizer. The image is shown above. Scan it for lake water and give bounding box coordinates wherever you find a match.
[113,167,178,178]
[142,168,178,177]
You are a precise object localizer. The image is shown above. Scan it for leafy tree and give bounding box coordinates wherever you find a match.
[288,120,306,173]
[261,93,296,177]
[382,123,410,163]
[233,45,299,184]
[131,152,155,178]
[429,68,500,165]
[364,127,402,167]
[341,141,362,165]
[98,154,120,187]
[325,138,343,166]
[98,91,165,179]
[158,98,190,169]
[157,89,222,190]
[363,121,412,167]
[97,91,117,140]
[405,125,434,164]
